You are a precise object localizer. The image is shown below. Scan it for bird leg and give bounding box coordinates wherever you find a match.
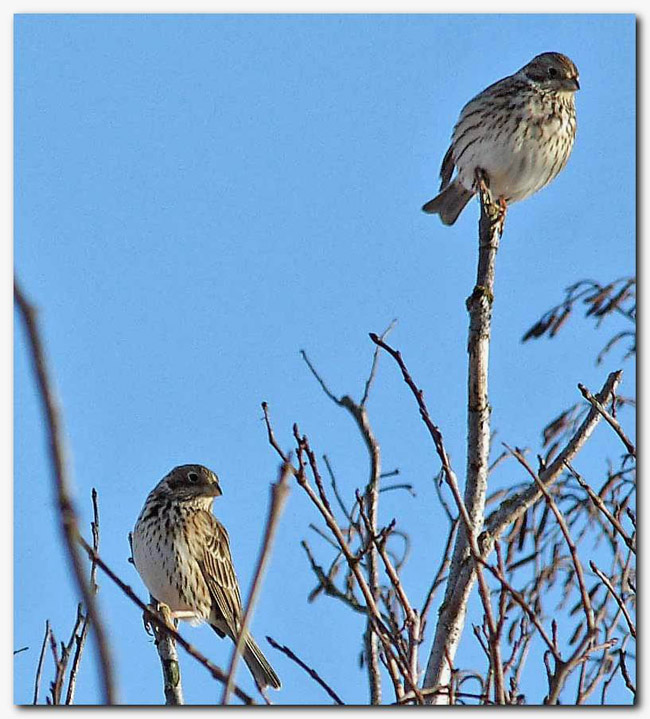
[157,602,178,630]
[143,598,178,636]
[475,167,507,235]
[474,167,493,203]
[497,196,507,222]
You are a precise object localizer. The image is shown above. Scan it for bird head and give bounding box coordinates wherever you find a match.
[158,464,223,502]
[522,52,580,93]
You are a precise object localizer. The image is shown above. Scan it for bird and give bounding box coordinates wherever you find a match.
[132,464,281,691]
[422,52,580,225]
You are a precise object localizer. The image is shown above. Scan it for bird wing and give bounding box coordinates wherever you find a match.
[194,511,244,637]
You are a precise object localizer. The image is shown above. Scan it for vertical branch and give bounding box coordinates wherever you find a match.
[463,174,502,545]
[221,461,292,704]
[300,332,396,705]
[33,620,51,704]
[65,488,101,704]
[370,337,622,705]
[422,175,502,702]
[465,173,502,528]
[14,279,117,704]
[289,429,406,699]
[150,606,184,706]
[350,399,383,704]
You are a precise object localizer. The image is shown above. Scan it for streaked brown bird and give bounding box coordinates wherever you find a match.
[132,464,281,690]
[422,52,579,225]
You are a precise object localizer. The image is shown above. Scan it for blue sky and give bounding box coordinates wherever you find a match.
[14,14,635,705]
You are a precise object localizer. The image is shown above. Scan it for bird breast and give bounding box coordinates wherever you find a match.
[132,516,211,622]
[452,91,575,203]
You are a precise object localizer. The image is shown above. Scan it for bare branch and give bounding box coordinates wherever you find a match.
[505,445,595,637]
[266,635,344,705]
[355,498,422,701]
[65,488,101,704]
[361,318,397,407]
[564,461,635,553]
[420,518,458,626]
[222,461,292,703]
[578,383,635,457]
[298,348,386,703]
[261,402,292,464]
[589,561,635,639]
[15,279,116,704]
[33,620,51,704]
[483,371,622,543]
[618,650,636,697]
[290,430,407,700]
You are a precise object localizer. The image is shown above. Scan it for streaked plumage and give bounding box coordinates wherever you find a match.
[132,464,281,691]
[423,52,579,225]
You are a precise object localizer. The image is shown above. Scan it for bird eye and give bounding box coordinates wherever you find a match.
[187,471,199,483]
[548,67,558,78]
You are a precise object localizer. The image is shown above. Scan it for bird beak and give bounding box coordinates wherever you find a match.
[567,76,580,91]
[210,483,223,497]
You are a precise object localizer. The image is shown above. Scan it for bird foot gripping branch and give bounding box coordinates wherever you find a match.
[475,169,506,232]
[142,601,177,637]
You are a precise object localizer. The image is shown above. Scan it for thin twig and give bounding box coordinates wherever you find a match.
[361,318,397,407]
[48,629,64,704]
[33,620,51,704]
[299,346,386,704]
[420,519,458,625]
[260,402,293,465]
[577,384,635,457]
[301,540,367,614]
[589,561,635,639]
[66,488,101,704]
[505,444,595,637]
[477,557,560,660]
[618,650,636,697]
[221,461,292,703]
[565,461,635,553]
[483,371,623,543]
[290,431,405,697]
[322,455,353,522]
[266,635,344,705]
[49,612,85,706]
[15,279,116,704]
[355,498,423,703]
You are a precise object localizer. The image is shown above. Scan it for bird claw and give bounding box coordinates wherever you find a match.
[157,602,177,631]
[496,197,508,231]
[143,600,176,636]
[142,604,155,636]
[474,167,492,201]
[475,167,507,232]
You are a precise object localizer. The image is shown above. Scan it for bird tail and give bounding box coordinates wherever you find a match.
[210,624,282,690]
[422,179,474,226]
[243,635,282,690]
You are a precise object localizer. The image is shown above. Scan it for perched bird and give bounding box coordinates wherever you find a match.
[422,52,580,225]
[132,464,281,690]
